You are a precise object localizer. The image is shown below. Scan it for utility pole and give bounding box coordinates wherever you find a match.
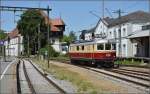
[113,9,124,57]
[27,35,30,57]
[102,0,104,18]
[149,0,150,60]
[0,6,51,59]
[102,0,105,37]
[47,6,50,68]
[38,23,41,59]
[148,1,150,93]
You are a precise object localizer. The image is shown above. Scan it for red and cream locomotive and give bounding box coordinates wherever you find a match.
[69,39,116,67]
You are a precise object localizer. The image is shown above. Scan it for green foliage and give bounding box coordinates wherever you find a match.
[115,60,142,65]
[39,45,59,57]
[69,31,76,41]
[61,31,77,45]
[0,29,7,40]
[17,10,47,55]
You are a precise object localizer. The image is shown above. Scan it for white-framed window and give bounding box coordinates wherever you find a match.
[123,28,126,37]
[123,44,126,56]
[114,30,116,39]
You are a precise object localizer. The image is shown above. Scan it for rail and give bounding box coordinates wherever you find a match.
[28,59,66,94]
[16,60,21,94]
[23,60,36,94]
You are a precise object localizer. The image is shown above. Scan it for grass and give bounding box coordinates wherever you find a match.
[50,55,70,62]
[114,59,144,66]
[32,58,100,93]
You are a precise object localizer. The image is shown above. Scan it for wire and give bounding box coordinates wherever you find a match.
[105,8,113,18]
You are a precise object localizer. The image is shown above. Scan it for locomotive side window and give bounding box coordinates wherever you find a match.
[112,44,116,50]
[77,46,79,51]
[82,45,84,50]
[97,44,104,50]
[105,43,111,50]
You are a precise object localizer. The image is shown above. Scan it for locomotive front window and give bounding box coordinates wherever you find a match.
[105,43,111,50]
[97,44,104,50]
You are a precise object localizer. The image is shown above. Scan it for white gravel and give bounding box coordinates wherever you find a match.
[31,60,77,93]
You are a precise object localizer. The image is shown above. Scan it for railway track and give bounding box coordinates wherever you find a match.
[27,59,149,92]
[109,68,150,79]
[52,60,150,89]
[117,68,150,74]
[21,59,66,94]
[82,66,150,89]
[49,61,150,88]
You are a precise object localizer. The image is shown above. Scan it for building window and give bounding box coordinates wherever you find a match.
[123,44,126,56]
[123,28,126,36]
[97,44,104,50]
[114,30,116,38]
[142,25,150,30]
[123,28,126,31]
[109,31,111,35]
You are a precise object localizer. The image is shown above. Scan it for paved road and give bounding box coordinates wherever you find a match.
[0,58,18,94]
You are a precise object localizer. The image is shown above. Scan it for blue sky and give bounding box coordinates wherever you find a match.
[0,0,149,35]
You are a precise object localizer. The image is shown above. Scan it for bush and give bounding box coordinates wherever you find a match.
[39,45,60,57]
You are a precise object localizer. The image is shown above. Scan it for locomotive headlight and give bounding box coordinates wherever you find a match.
[106,53,111,57]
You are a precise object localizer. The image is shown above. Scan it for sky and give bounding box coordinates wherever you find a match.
[0,0,149,36]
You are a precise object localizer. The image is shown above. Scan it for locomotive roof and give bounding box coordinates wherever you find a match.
[70,39,111,46]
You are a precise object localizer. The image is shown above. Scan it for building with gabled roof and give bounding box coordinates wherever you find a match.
[4,10,65,56]
[80,10,150,58]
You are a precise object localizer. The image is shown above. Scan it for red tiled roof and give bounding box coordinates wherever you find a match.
[50,18,65,32]
[50,18,65,26]
[40,11,65,32]
[50,25,60,32]
[8,28,19,39]
[9,10,65,35]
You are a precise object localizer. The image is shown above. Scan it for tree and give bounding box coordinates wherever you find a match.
[17,10,47,56]
[0,29,7,40]
[69,31,76,41]
[61,31,77,47]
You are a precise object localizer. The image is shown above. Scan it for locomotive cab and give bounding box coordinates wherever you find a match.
[69,39,116,68]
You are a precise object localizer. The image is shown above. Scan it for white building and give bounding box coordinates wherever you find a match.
[80,11,150,58]
[5,28,23,56]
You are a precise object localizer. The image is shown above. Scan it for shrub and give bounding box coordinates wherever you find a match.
[39,45,60,57]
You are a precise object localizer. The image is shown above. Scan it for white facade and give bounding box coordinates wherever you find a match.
[5,36,66,56]
[94,20,150,57]
[51,38,61,52]
[50,37,68,54]
[5,35,23,56]
[95,21,108,36]
[84,33,92,41]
